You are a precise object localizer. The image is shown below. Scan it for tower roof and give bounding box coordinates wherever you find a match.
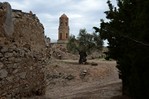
[60,14,68,19]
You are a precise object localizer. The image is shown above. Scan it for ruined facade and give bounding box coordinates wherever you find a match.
[57,14,69,43]
[0,2,49,98]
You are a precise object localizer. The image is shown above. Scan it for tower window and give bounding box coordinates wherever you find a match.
[66,33,68,39]
[60,22,63,25]
[60,33,62,40]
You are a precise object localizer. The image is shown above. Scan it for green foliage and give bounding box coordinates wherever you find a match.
[67,35,79,54]
[67,29,103,54]
[94,0,149,98]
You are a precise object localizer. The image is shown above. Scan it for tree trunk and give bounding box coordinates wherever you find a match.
[79,51,87,64]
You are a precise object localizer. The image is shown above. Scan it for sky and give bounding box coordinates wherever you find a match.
[1,0,117,42]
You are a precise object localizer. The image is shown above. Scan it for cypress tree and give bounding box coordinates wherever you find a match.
[94,0,149,98]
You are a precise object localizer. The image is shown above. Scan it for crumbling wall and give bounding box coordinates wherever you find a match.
[0,2,48,98]
[0,44,46,98]
[12,9,45,52]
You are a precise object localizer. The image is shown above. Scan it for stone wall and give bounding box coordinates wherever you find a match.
[0,2,49,98]
[12,9,45,52]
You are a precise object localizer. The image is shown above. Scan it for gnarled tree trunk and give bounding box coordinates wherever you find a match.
[79,51,87,64]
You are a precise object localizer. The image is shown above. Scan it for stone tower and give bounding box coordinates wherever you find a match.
[57,14,69,43]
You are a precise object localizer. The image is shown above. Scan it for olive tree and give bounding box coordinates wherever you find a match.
[67,29,103,64]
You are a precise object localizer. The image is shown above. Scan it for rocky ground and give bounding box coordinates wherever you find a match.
[21,43,131,99]
[25,59,128,99]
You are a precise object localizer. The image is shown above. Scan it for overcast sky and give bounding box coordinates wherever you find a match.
[1,0,117,42]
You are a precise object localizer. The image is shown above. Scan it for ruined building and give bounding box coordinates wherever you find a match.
[0,2,49,98]
[57,14,69,43]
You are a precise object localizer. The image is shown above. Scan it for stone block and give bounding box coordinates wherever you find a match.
[4,52,13,58]
[6,76,13,82]
[3,2,14,37]
[1,47,8,53]
[0,69,8,78]
[0,62,4,69]
[0,53,3,58]
[18,72,26,79]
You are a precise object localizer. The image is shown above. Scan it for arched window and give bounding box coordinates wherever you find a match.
[60,33,62,40]
[60,22,63,25]
[66,33,68,39]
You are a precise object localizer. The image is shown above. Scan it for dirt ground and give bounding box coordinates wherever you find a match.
[23,44,131,99]
[41,59,122,99]
[25,59,126,99]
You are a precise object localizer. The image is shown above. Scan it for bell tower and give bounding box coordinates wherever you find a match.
[57,14,69,43]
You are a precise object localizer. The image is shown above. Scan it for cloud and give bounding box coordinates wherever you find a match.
[0,0,117,42]
[70,0,107,12]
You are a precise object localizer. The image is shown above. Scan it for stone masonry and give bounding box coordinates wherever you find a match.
[0,2,49,98]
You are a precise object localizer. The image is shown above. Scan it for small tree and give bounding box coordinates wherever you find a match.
[67,29,103,64]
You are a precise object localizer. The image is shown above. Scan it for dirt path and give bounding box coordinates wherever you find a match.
[60,81,121,99]
[44,59,122,99]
